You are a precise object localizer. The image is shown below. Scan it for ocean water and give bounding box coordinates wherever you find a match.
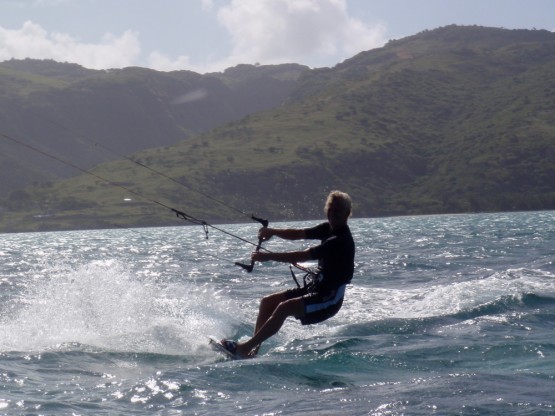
[0,211,554,415]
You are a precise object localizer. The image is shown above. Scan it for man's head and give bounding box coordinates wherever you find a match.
[324,190,352,229]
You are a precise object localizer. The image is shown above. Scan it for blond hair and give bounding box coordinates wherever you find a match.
[324,190,352,217]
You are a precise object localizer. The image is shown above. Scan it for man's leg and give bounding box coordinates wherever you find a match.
[254,291,288,335]
[235,297,305,357]
[248,292,287,356]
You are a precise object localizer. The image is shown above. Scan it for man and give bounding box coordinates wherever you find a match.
[220,190,355,358]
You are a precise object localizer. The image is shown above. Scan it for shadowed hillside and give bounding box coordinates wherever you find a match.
[1,26,554,232]
[0,60,308,196]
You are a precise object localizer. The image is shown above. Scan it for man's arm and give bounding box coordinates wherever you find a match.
[252,249,312,264]
[259,227,306,242]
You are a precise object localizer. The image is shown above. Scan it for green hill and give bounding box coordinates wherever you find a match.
[0,59,308,197]
[1,25,554,232]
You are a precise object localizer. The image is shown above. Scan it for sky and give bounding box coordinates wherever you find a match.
[1,0,554,73]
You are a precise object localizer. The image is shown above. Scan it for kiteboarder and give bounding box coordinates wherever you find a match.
[220,190,355,358]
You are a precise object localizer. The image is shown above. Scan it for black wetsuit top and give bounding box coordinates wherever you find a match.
[305,222,355,293]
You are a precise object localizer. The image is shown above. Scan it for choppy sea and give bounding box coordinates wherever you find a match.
[0,211,554,415]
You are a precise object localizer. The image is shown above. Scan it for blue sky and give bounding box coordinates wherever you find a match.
[1,0,554,73]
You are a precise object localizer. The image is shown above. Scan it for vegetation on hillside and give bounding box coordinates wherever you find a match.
[1,25,554,232]
[0,59,308,197]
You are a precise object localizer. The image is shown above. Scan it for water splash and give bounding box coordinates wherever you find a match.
[0,259,238,354]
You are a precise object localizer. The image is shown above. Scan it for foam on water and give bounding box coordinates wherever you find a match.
[337,265,555,328]
[0,258,241,354]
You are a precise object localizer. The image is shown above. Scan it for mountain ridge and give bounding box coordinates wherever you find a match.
[1,25,554,232]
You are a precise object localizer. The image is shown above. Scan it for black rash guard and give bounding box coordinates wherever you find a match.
[304,222,355,292]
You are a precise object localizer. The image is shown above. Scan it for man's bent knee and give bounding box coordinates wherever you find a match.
[261,291,287,307]
[275,297,305,319]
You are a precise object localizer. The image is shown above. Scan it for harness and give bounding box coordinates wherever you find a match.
[289,264,322,292]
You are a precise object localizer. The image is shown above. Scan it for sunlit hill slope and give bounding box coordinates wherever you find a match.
[1,25,554,232]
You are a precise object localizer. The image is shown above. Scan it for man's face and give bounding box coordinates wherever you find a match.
[327,200,348,229]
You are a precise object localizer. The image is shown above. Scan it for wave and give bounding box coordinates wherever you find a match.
[335,291,555,339]
[454,292,555,319]
[2,252,553,361]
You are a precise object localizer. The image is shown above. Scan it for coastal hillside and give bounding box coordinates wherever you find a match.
[0,59,308,196]
[1,25,554,232]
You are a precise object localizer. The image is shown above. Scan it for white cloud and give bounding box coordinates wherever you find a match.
[148,51,193,72]
[215,0,387,68]
[0,1,387,73]
[171,88,209,104]
[0,21,141,69]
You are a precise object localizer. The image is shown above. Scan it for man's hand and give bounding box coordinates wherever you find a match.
[258,227,274,241]
[252,251,271,262]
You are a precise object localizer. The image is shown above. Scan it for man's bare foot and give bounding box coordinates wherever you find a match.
[220,339,259,359]
[234,342,252,358]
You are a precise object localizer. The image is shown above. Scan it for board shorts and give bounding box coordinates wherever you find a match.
[285,284,346,325]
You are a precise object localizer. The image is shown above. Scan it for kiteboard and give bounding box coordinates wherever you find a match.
[208,337,239,360]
